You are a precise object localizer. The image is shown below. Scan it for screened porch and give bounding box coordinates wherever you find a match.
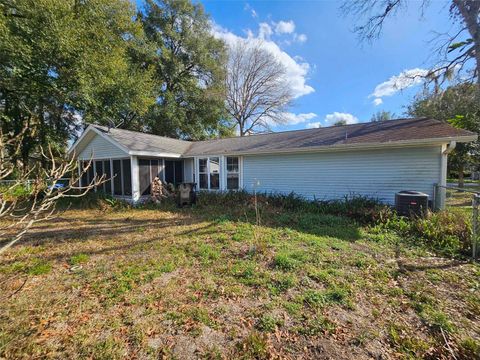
[78,157,192,202]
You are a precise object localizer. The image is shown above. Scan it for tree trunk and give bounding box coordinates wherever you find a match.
[458,163,465,188]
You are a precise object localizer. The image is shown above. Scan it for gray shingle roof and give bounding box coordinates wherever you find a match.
[93,125,192,155]
[94,118,476,157]
[185,118,476,156]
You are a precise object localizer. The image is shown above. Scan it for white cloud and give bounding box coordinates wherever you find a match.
[306,121,322,129]
[373,98,383,106]
[295,34,307,43]
[282,112,317,125]
[324,112,359,125]
[370,68,428,98]
[212,23,314,98]
[275,20,295,34]
[258,23,273,39]
[244,3,258,18]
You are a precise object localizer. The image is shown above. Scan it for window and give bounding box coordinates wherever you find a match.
[196,156,240,191]
[199,158,208,189]
[210,157,220,190]
[226,157,239,190]
[198,157,221,190]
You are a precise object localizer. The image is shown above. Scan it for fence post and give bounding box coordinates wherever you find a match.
[472,194,480,261]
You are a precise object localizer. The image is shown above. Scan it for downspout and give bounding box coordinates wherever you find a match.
[443,141,456,155]
[438,141,456,210]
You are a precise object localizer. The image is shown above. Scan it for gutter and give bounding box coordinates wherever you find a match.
[442,141,456,155]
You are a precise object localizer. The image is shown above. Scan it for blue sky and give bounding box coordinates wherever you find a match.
[136,0,454,131]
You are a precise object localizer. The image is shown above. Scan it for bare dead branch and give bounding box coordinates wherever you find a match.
[0,131,107,255]
[225,40,294,136]
[341,0,479,89]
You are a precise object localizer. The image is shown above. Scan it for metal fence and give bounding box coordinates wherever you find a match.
[0,179,34,190]
[435,183,480,260]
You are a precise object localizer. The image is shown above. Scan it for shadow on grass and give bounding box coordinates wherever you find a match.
[1,203,362,266]
[186,204,363,242]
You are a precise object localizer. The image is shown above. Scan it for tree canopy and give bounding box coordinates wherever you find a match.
[370,110,395,122]
[0,0,233,169]
[140,0,231,140]
[0,0,156,167]
[407,84,480,185]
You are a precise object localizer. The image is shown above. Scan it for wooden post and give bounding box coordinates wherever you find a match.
[131,156,140,203]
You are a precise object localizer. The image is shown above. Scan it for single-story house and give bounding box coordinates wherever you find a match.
[68,118,477,208]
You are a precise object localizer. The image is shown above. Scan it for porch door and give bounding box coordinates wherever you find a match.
[165,160,183,185]
[139,159,151,196]
[139,159,163,196]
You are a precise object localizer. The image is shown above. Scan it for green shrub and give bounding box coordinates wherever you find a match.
[196,191,386,224]
[376,210,471,257]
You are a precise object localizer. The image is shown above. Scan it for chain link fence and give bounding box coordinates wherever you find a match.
[436,183,480,260]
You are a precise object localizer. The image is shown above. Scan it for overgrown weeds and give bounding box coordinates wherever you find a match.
[196,191,472,257]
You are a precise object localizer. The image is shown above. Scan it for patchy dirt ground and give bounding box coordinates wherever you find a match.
[0,205,479,359]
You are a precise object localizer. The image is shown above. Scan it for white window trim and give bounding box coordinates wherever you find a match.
[195,155,243,191]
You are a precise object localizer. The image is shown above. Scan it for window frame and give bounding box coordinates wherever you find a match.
[209,157,220,190]
[195,156,242,191]
[226,156,240,190]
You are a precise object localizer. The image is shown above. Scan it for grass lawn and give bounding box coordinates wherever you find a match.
[0,201,479,359]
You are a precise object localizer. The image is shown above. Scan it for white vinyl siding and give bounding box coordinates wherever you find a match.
[242,146,442,204]
[77,133,127,160]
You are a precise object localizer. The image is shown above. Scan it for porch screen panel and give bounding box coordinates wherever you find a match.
[174,161,183,184]
[122,159,132,195]
[80,162,89,187]
[150,160,160,181]
[164,160,173,184]
[95,161,104,192]
[104,160,112,194]
[139,159,151,196]
[87,163,94,186]
[113,160,122,195]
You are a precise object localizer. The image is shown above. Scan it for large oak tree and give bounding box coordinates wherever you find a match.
[140,0,232,140]
[0,0,155,169]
